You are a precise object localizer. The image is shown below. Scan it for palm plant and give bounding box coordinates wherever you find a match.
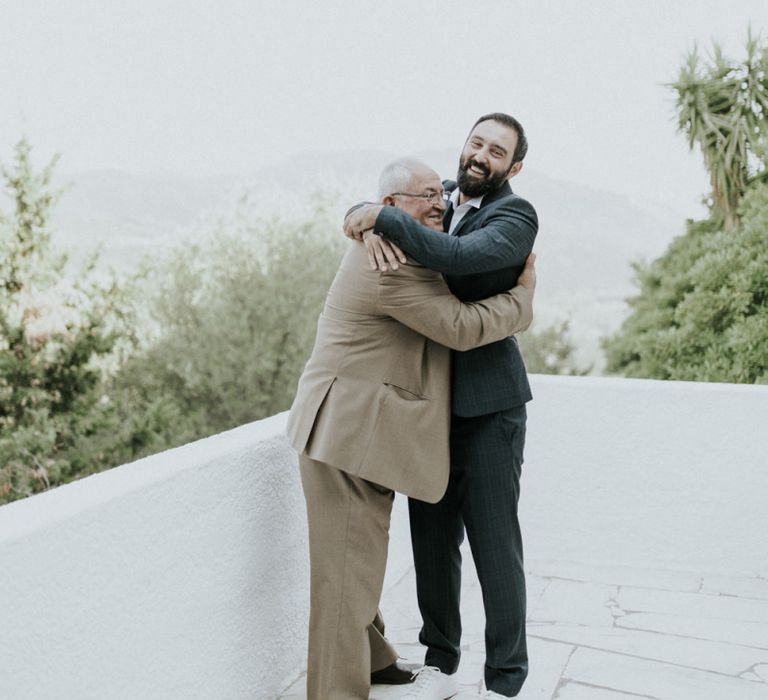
[670,31,768,231]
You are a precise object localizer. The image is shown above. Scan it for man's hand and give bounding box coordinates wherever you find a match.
[343,204,384,240]
[363,231,407,271]
[517,253,536,295]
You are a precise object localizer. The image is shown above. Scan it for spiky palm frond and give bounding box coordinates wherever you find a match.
[669,31,768,230]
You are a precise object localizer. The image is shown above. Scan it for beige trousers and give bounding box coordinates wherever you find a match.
[299,453,399,699]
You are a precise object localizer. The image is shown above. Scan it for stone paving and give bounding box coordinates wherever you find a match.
[279,549,768,699]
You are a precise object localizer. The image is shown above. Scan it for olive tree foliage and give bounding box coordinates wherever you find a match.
[604,184,768,382]
[518,321,590,376]
[116,194,347,437]
[0,141,130,503]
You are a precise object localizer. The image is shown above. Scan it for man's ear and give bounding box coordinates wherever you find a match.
[506,161,524,181]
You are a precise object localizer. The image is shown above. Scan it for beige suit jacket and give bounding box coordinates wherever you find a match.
[286,241,532,503]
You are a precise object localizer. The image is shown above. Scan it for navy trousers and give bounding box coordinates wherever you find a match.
[408,406,528,697]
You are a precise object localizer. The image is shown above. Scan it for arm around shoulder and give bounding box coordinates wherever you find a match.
[374,196,537,275]
[378,263,533,351]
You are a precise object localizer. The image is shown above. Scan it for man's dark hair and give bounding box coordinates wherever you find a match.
[470,112,528,164]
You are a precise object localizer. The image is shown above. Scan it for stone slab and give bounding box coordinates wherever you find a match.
[617,612,768,649]
[555,682,657,699]
[529,578,617,627]
[700,574,768,600]
[517,637,574,700]
[528,559,703,593]
[563,646,768,700]
[530,621,768,676]
[618,585,768,623]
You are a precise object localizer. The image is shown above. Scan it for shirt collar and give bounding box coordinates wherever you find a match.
[449,188,484,209]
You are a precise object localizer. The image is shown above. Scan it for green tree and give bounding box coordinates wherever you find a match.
[603,184,768,382]
[115,196,347,437]
[0,140,131,503]
[669,31,768,231]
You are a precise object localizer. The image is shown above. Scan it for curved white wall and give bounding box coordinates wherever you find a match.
[1,376,766,699]
[0,413,309,700]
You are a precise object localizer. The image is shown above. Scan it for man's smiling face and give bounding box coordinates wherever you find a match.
[457,119,522,198]
[393,170,446,231]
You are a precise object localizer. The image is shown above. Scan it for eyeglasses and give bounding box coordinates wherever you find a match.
[390,191,448,205]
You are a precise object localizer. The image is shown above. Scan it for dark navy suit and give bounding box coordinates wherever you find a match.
[373,179,538,696]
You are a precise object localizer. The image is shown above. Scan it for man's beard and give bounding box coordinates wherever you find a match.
[456,157,509,198]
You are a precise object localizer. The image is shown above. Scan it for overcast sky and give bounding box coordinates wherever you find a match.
[2,1,768,217]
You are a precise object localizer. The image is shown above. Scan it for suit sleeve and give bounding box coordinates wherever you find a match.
[377,263,532,352]
[374,197,537,275]
[344,201,375,218]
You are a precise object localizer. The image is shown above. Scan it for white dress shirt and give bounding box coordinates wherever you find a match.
[447,188,485,235]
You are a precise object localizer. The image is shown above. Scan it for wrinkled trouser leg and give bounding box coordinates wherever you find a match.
[409,407,528,697]
[300,454,398,699]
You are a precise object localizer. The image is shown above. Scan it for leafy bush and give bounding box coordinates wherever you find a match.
[603,184,768,383]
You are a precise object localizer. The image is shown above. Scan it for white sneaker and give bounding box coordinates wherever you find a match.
[400,666,459,699]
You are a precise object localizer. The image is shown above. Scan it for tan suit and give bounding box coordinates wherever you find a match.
[287,241,532,699]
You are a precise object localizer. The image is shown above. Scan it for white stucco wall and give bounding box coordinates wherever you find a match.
[1,376,766,699]
[522,375,768,577]
[0,412,308,700]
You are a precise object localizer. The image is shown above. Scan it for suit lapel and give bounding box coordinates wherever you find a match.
[451,205,482,238]
[450,181,514,237]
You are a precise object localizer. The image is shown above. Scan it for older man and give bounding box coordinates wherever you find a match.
[287,157,536,700]
[345,114,538,699]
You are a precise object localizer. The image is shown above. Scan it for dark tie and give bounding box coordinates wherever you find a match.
[443,202,454,233]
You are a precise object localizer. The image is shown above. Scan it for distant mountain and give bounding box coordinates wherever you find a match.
[53,169,242,268]
[50,151,687,371]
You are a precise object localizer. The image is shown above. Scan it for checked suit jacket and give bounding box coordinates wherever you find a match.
[286,241,532,503]
[374,180,538,417]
